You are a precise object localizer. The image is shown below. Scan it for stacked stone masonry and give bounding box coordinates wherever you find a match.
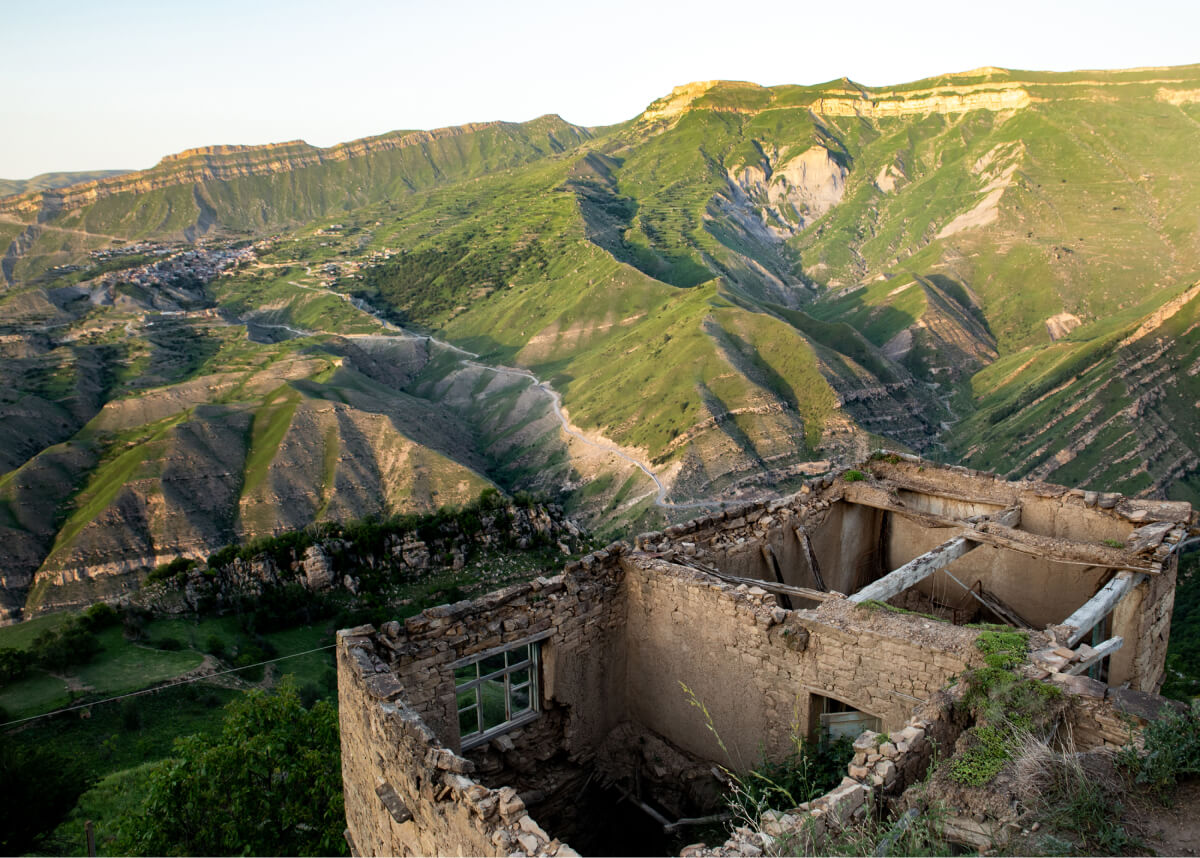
[339,456,1196,856]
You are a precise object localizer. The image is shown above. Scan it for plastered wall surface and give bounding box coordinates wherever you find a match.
[887,514,1112,629]
[621,557,978,762]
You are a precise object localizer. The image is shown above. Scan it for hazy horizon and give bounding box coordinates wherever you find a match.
[4,0,1197,179]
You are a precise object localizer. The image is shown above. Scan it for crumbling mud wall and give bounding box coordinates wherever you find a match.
[621,557,979,763]
[1109,563,1176,690]
[339,547,629,857]
[338,632,561,857]
[648,457,1190,693]
[373,548,627,756]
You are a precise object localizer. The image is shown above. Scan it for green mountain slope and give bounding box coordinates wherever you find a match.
[4,64,1200,621]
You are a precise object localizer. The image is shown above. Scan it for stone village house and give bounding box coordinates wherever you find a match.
[337,455,1194,856]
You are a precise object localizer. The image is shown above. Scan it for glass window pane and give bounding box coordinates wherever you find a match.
[480,652,506,676]
[481,677,507,730]
[511,684,531,715]
[456,688,477,710]
[458,705,480,737]
[509,667,530,687]
[506,644,530,667]
[454,663,477,686]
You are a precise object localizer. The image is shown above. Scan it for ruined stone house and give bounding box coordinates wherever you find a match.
[337,455,1195,856]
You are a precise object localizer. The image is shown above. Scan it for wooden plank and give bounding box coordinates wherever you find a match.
[841,483,965,530]
[876,476,1018,508]
[844,483,1023,530]
[1061,573,1145,647]
[679,560,835,602]
[849,536,977,604]
[761,543,794,609]
[1064,636,1123,675]
[973,586,1035,630]
[988,506,1022,528]
[794,526,827,591]
[967,523,1160,574]
[724,575,834,603]
[663,812,734,834]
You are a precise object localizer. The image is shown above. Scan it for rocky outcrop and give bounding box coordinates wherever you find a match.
[303,544,336,590]
[936,141,1024,239]
[813,86,1032,117]
[136,500,586,615]
[1045,313,1083,341]
[726,146,848,236]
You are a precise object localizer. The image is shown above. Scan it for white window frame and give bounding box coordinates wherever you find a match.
[450,633,547,750]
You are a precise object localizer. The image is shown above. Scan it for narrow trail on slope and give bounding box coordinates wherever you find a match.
[250,273,725,511]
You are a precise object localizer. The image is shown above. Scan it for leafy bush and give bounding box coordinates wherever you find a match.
[146,556,196,584]
[30,622,101,672]
[843,469,865,482]
[0,737,94,854]
[203,635,227,659]
[113,677,346,856]
[0,647,31,684]
[78,602,121,632]
[682,682,852,829]
[733,735,855,816]
[1118,699,1200,795]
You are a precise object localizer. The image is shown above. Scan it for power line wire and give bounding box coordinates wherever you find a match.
[0,643,338,730]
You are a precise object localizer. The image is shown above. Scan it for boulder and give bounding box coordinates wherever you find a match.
[303,544,336,590]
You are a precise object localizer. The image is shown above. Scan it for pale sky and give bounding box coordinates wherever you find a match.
[3,0,1196,179]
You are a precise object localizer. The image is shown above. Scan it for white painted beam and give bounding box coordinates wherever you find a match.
[1060,572,1145,647]
[849,536,977,604]
[1064,636,1124,675]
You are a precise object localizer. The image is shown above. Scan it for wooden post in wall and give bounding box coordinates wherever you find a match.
[875,510,889,585]
[794,526,827,591]
[761,543,794,609]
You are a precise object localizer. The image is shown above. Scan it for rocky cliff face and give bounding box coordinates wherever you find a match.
[811,85,1032,117]
[726,145,848,236]
[136,500,585,616]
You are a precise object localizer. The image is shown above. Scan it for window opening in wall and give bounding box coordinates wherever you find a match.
[454,640,540,749]
[1087,616,1112,683]
[811,693,882,742]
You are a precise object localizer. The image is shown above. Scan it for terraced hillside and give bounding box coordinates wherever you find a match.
[3,63,1200,621]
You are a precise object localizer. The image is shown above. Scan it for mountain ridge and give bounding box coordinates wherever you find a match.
[0,115,588,218]
[3,61,1200,622]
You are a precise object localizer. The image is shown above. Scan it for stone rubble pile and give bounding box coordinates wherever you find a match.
[681,706,949,857]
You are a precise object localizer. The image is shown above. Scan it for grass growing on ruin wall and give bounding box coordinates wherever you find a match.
[948,630,1063,788]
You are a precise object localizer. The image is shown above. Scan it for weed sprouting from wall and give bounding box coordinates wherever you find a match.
[946,631,1065,788]
[679,683,851,838]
